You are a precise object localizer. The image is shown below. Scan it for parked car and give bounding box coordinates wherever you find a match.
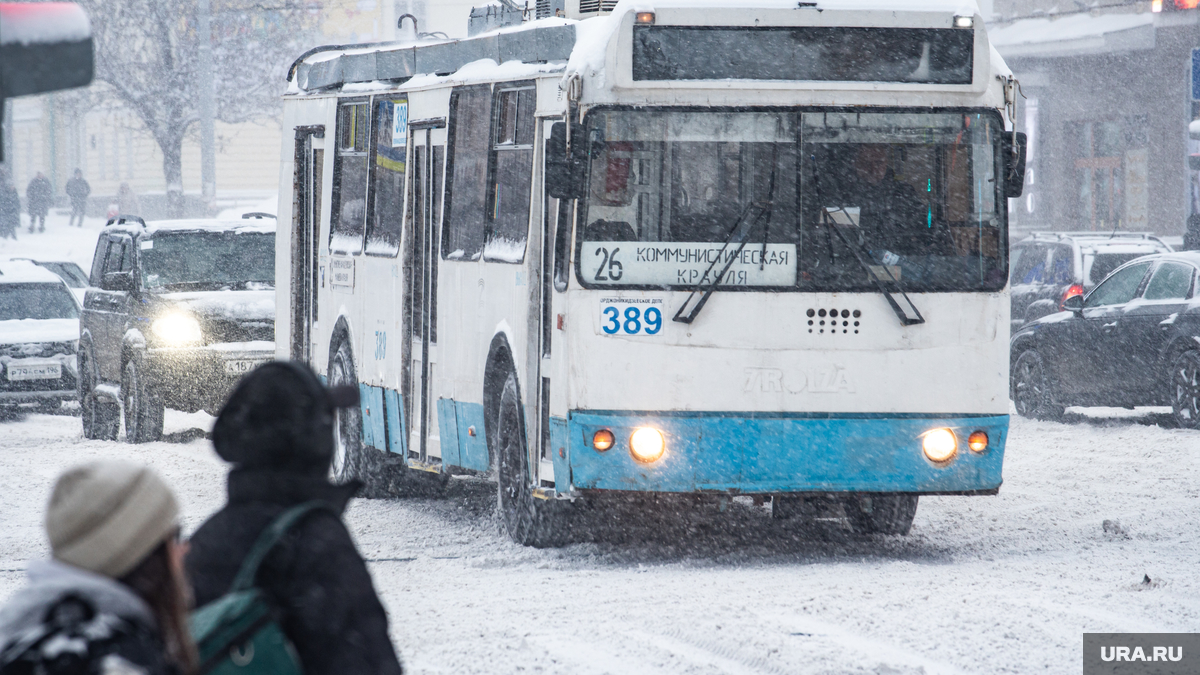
[1009,232,1172,331]
[1010,251,1200,428]
[79,216,276,442]
[8,258,91,305]
[0,259,80,412]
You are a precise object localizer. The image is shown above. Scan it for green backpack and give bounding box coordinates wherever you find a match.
[190,501,328,675]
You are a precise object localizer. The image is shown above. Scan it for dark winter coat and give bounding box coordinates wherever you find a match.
[186,469,403,675]
[0,182,19,235]
[65,177,90,207]
[0,560,178,675]
[25,176,51,217]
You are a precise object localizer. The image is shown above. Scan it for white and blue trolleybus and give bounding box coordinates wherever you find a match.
[276,0,1025,545]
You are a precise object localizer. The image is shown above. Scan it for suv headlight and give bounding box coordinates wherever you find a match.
[152,313,202,345]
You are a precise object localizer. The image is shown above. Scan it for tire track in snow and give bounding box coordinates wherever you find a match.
[635,628,792,675]
[772,614,969,675]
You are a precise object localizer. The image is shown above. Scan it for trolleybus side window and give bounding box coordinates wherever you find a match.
[483,85,535,264]
[330,100,370,254]
[442,84,492,261]
[366,97,407,256]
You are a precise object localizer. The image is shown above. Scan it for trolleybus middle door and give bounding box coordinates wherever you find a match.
[406,127,444,463]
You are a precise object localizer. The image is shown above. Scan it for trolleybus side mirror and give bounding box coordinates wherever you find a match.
[546,121,586,200]
[1002,131,1027,198]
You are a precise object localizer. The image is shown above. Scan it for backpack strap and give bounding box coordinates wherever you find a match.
[230,501,331,593]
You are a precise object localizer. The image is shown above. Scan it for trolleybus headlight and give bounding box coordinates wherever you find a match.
[629,427,665,463]
[635,11,655,24]
[968,430,989,453]
[592,429,615,452]
[921,428,957,463]
[954,15,974,28]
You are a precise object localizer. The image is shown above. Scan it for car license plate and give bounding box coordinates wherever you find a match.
[599,299,664,336]
[224,359,265,376]
[8,363,61,381]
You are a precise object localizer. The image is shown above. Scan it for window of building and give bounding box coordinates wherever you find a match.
[442,85,492,260]
[366,98,407,256]
[483,85,536,264]
[330,101,370,254]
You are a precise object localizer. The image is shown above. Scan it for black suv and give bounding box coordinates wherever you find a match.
[1010,251,1200,428]
[79,216,276,442]
[1009,232,1171,331]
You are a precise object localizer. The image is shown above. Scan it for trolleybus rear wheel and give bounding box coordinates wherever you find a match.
[496,372,569,547]
[329,339,388,496]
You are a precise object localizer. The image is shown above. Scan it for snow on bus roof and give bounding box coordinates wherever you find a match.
[636,0,978,11]
[105,219,276,237]
[0,259,67,285]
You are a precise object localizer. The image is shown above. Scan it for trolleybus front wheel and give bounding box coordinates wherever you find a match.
[844,494,918,536]
[496,372,570,547]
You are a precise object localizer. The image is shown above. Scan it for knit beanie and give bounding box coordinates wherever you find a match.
[45,461,179,579]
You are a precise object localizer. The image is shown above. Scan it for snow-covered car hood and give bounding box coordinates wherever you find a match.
[158,290,275,322]
[0,318,79,346]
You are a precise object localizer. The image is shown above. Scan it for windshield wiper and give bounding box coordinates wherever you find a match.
[821,208,924,326]
[673,147,779,325]
[671,202,770,324]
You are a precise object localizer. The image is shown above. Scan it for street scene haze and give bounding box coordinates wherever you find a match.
[1,0,1199,674]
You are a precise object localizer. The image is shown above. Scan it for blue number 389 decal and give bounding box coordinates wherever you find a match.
[602,305,662,335]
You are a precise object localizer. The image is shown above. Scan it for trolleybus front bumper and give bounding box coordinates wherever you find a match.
[562,411,1006,495]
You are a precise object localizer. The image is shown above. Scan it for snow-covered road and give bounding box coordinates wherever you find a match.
[1,407,1196,674]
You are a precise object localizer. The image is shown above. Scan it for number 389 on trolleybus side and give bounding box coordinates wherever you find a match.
[276,0,1026,546]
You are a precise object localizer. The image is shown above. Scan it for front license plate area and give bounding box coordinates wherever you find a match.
[224,359,266,376]
[7,363,61,381]
[599,299,665,336]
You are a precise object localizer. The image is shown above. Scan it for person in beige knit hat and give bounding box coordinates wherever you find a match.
[0,461,197,675]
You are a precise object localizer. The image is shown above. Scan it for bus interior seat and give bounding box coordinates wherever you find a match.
[584,220,636,241]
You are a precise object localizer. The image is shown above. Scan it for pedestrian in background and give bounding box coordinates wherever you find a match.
[0,168,19,240]
[65,169,90,228]
[0,461,198,675]
[117,182,139,217]
[186,361,404,675]
[25,172,51,234]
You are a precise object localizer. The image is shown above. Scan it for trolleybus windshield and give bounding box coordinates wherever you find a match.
[577,109,1006,293]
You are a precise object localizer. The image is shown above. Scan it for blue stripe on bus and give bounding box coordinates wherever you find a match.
[358,384,387,452]
[549,416,570,491]
[383,388,406,455]
[453,402,489,472]
[568,411,1006,494]
[437,398,461,467]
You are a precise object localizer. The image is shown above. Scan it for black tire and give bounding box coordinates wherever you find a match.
[80,350,118,441]
[495,372,569,547]
[123,358,163,443]
[1169,350,1200,429]
[845,494,919,535]
[328,339,390,497]
[1012,350,1065,420]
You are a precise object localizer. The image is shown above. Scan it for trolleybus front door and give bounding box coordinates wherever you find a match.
[290,126,324,364]
[405,127,444,463]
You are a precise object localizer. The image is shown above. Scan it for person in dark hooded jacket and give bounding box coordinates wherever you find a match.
[185,361,403,675]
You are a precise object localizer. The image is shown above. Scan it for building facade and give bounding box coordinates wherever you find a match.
[990,1,1200,238]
